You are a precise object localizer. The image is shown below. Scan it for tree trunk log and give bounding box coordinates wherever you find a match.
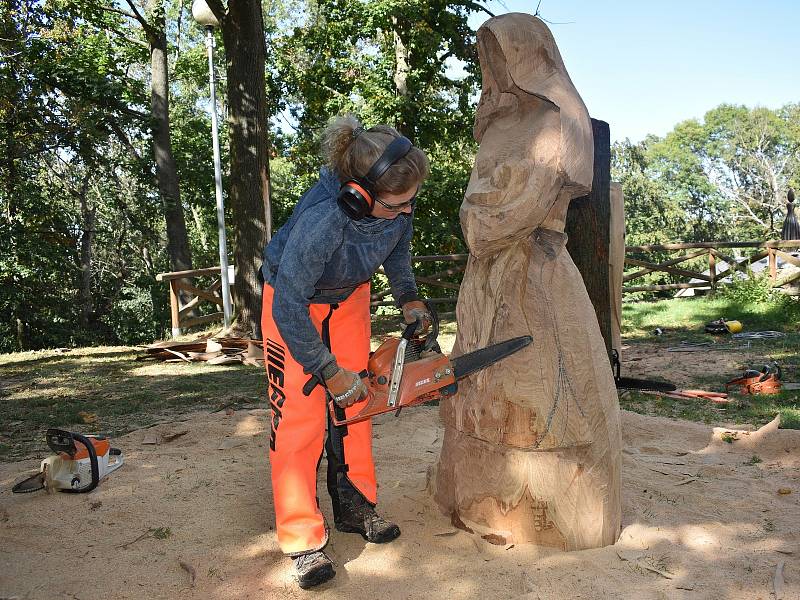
[2,0,24,349]
[566,119,612,363]
[433,14,621,551]
[392,16,410,136]
[608,182,625,361]
[221,0,271,338]
[146,0,193,277]
[78,179,94,328]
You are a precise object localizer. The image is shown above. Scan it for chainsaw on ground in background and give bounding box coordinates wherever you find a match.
[12,429,124,494]
[726,362,782,395]
[307,305,532,426]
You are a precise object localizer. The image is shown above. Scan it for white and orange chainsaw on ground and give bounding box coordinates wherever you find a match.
[12,429,124,494]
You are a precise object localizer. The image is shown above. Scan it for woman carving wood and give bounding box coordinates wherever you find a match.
[433,13,622,550]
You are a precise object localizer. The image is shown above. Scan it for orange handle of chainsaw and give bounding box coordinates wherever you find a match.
[323,319,456,427]
[328,385,392,427]
[328,354,457,427]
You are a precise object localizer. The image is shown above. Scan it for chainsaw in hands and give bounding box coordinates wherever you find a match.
[328,306,532,426]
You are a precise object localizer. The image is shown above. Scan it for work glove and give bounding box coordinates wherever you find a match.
[402,300,432,335]
[325,367,369,408]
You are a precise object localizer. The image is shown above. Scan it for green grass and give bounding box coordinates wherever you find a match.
[619,389,800,429]
[620,294,800,430]
[1,295,797,461]
[622,295,800,339]
[0,346,266,460]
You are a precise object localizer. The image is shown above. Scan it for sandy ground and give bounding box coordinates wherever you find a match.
[1,404,798,600]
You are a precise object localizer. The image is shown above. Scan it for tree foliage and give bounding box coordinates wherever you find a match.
[3,1,797,351]
[614,103,800,245]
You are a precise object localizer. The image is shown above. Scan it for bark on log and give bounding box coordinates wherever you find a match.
[146,0,193,277]
[220,0,271,338]
[566,119,612,362]
[608,181,625,361]
[433,13,622,551]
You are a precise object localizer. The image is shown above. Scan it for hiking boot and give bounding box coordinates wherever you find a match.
[293,550,335,589]
[335,495,401,543]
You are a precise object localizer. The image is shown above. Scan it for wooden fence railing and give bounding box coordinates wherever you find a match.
[156,267,228,337]
[370,254,467,307]
[157,240,800,335]
[622,240,800,293]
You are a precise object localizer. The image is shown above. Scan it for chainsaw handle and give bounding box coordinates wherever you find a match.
[62,432,99,494]
[302,374,321,396]
[402,300,439,351]
[401,321,418,341]
[756,362,783,381]
[328,387,381,427]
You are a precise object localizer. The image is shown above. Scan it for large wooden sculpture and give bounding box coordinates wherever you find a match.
[433,13,622,550]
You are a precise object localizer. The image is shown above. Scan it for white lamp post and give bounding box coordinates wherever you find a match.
[192,0,232,329]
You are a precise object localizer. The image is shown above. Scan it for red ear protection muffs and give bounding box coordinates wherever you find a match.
[337,135,413,220]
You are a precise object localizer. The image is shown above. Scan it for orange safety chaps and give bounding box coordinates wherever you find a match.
[261,282,377,556]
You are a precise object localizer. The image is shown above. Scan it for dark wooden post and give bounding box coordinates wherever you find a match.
[566,118,612,362]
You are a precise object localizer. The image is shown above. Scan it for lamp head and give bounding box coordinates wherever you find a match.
[191,0,219,28]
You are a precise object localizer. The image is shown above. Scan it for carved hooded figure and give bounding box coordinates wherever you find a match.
[434,13,621,550]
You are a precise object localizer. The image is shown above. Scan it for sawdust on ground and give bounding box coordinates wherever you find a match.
[1,404,798,600]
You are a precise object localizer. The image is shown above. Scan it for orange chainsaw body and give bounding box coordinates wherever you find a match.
[329,337,456,426]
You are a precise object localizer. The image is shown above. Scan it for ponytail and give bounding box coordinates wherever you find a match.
[321,113,430,195]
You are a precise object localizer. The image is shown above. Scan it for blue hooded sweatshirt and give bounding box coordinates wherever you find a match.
[261,167,419,377]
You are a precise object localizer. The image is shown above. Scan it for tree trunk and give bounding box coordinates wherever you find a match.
[146,0,193,276]
[2,0,23,349]
[565,119,613,364]
[392,16,411,136]
[608,181,625,362]
[78,179,94,328]
[220,0,271,339]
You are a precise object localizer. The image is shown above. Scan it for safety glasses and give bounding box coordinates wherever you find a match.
[373,188,418,212]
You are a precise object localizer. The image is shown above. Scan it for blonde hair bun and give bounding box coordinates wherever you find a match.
[321,113,430,195]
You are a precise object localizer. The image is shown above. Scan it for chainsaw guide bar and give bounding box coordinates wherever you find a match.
[12,471,46,493]
[329,329,533,426]
[451,336,533,380]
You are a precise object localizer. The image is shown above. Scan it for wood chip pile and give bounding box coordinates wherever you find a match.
[138,337,264,367]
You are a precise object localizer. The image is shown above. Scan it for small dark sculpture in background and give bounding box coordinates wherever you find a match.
[782,189,800,241]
